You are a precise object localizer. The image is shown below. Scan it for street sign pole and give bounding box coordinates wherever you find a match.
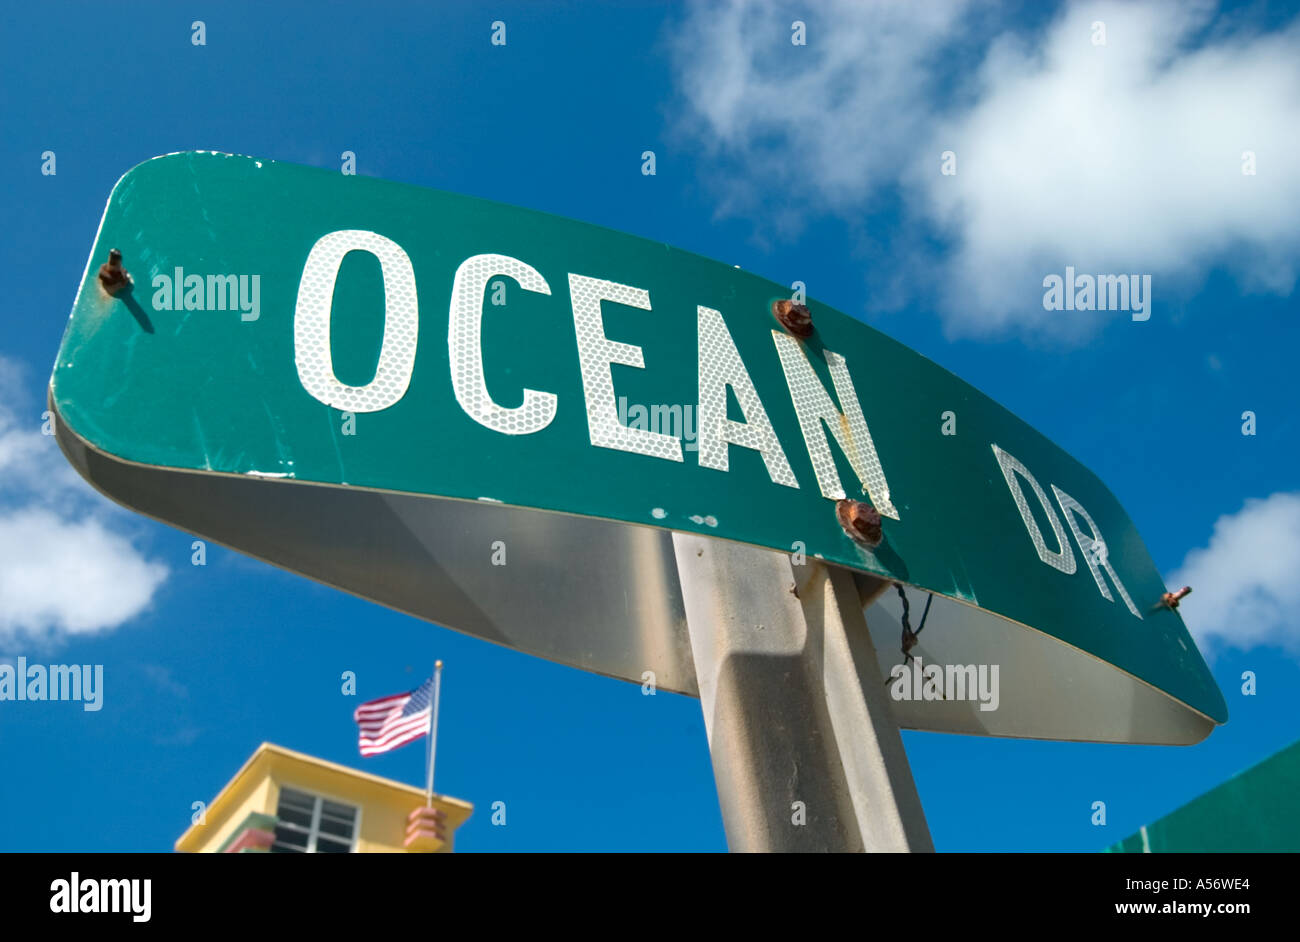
[672,533,934,852]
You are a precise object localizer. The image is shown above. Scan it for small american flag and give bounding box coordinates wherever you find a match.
[354,678,433,757]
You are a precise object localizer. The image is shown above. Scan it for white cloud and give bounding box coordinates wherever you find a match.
[1169,492,1300,658]
[670,0,1300,336]
[672,0,971,212]
[0,355,168,648]
[0,509,168,640]
[670,0,974,242]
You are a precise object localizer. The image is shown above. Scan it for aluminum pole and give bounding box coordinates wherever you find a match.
[672,532,933,852]
[425,659,443,807]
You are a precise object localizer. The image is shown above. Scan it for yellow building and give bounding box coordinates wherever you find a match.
[175,742,473,853]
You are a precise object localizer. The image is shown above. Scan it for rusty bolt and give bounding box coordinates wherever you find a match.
[772,299,813,337]
[97,248,130,295]
[836,499,882,548]
[1161,586,1193,609]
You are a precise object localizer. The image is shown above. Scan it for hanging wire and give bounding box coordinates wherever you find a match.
[894,582,934,665]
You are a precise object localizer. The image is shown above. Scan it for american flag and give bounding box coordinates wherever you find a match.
[354,678,433,757]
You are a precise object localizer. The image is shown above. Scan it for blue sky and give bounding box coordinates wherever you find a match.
[2,0,1298,851]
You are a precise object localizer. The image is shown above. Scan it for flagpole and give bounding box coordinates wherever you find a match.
[425,660,443,808]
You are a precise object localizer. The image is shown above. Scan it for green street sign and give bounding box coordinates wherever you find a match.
[50,152,1226,743]
[1107,738,1300,852]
